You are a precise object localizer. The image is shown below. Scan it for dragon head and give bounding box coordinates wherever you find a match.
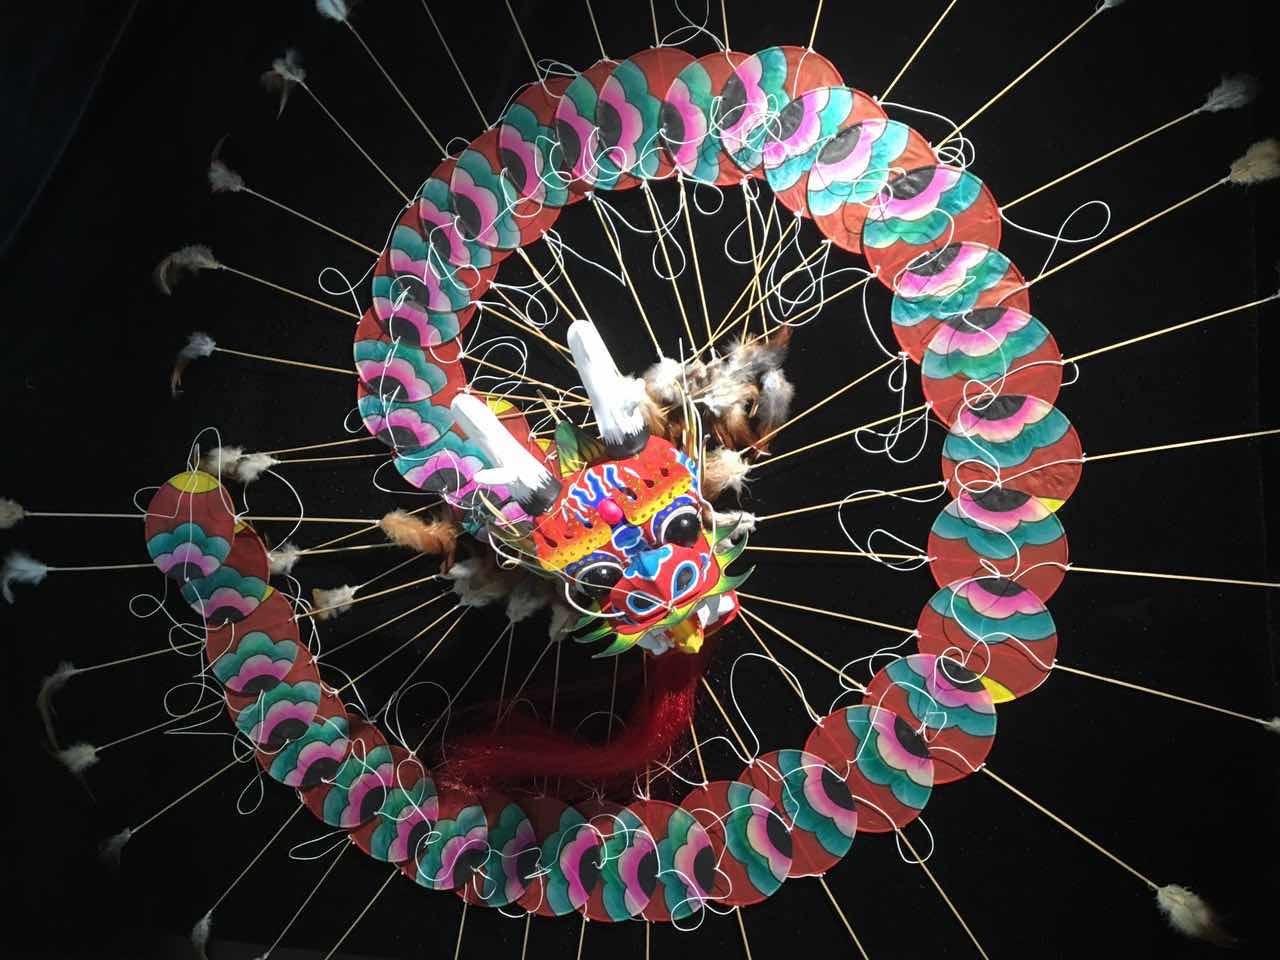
[450,321,750,657]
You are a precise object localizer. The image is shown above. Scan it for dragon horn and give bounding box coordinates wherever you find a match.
[450,393,561,515]
[566,320,650,458]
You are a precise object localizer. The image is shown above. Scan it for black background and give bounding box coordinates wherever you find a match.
[2,1,1277,958]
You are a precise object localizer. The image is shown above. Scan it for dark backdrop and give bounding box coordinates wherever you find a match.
[2,2,1277,958]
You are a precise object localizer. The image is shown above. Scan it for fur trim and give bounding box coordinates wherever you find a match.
[644,357,686,404]
[702,448,751,499]
[756,369,795,431]
[547,602,575,640]
[505,578,549,623]
[445,557,512,608]
[154,246,220,295]
[311,585,357,620]
[712,509,757,541]
[0,497,25,529]
[1228,139,1280,186]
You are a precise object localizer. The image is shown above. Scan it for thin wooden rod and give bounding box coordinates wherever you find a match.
[755,481,946,522]
[344,22,445,153]
[1053,662,1274,727]
[218,264,360,319]
[642,182,697,350]
[757,403,930,468]
[752,356,898,449]
[241,186,380,255]
[1065,293,1278,363]
[738,591,915,634]
[880,0,959,101]
[214,346,353,375]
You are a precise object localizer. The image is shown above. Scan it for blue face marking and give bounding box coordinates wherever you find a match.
[611,522,644,557]
[624,544,674,581]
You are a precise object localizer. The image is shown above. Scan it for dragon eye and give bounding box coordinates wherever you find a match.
[574,561,623,601]
[660,507,702,548]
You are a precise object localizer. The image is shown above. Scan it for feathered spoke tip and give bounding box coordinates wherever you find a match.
[1265,716,1280,734]
[154,246,220,295]
[99,828,132,864]
[261,49,305,117]
[2,551,48,603]
[195,445,278,484]
[191,912,213,960]
[1098,0,1127,9]
[268,543,302,576]
[56,742,99,775]
[171,332,217,397]
[315,0,350,21]
[37,661,77,748]
[0,497,25,530]
[208,158,244,193]
[312,585,357,620]
[1229,139,1280,186]
[1202,74,1260,113]
[1156,884,1235,945]
[703,448,751,500]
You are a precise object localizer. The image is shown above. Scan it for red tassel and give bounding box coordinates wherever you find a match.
[436,649,706,791]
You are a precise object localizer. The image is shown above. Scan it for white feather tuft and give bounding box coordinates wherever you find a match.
[0,497,25,529]
[99,828,133,863]
[644,357,686,404]
[505,579,548,623]
[262,50,306,117]
[154,245,221,295]
[57,742,99,775]
[198,445,244,479]
[1099,0,1126,9]
[1156,884,1235,945]
[234,453,280,484]
[548,603,574,640]
[3,551,48,603]
[172,332,219,396]
[315,0,350,21]
[208,158,244,193]
[312,585,357,620]
[445,559,510,608]
[701,448,751,499]
[713,509,757,541]
[191,911,213,960]
[268,543,303,575]
[1228,138,1280,186]
[1264,716,1280,734]
[37,661,76,747]
[756,369,795,430]
[1201,74,1259,113]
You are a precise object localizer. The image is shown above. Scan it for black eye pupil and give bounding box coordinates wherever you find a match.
[664,513,701,547]
[578,564,622,600]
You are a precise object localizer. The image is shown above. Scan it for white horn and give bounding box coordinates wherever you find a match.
[566,320,649,457]
[450,394,561,514]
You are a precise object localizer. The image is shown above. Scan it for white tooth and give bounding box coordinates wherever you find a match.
[695,600,712,627]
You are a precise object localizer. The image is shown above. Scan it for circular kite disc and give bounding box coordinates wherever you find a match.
[403,788,490,893]
[353,311,467,404]
[916,578,1058,702]
[577,800,654,922]
[864,165,1002,287]
[808,118,937,254]
[740,748,856,877]
[863,654,998,784]
[498,78,577,207]
[205,588,298,666]
[228,679,349,788]
[455,794,539,908]
[627,798,713,923]
[417,157,510,271]
[661,51,751,185]
[451,128,561,251]
[208,590,306,696]
[762,86,885,217]
[377,202,498,324]
[804,705,934,834]
[941,395,1083,506]
[922,308,1064,426]
[300,716,396,828]
[720,46,843,174]
[143,471,235,582]
[889,242,1030,362]
[927,489,1069,600]
[356,381,457,455]
[554,59,642,194]
[350,749,438,864]
[596,47,695,184]
[515,797,598,917]
[181,523,270,625]
[680,779,792,907]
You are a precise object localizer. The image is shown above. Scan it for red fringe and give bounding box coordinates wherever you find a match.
[435,649,706,792]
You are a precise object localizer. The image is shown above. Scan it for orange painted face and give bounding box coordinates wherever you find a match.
[527,436,745,656]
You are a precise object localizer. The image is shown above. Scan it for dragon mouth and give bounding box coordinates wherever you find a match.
[634,592,739,656]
